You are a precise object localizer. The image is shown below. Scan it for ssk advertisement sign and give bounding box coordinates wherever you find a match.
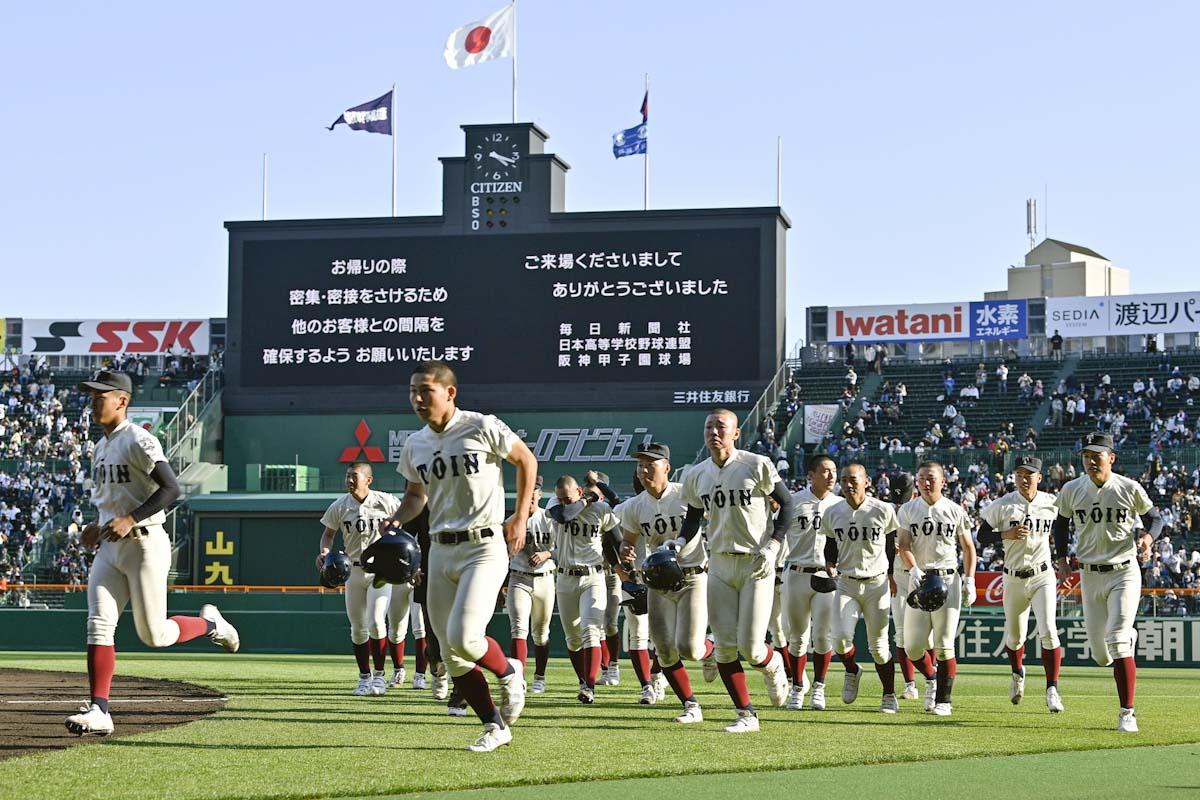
[22,319,210,356]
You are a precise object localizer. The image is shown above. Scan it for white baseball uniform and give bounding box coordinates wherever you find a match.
[508,507,556,647]
[86,420,178,647]
[321,490,402,645]
[683,450,780,666]
[1055,473,1151,665]
[820,497,897,664]
[898,496,971,661]
[615,483,709,665]
[979,490,1060,651]
[783,488,843,660]
[550,501,620,651]
[396,408,515,677]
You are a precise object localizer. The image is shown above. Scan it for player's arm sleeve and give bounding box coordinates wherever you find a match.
[129,461,181,523]
[768,481,794,543]
[823,535,839,566]
[679,505,705,543]
[594,481,619,505]
[885,532,896,572]
[1139,507,1164,539]
[976,519,1000,545]
[1052,515,1072,559]
[548,503,567,525]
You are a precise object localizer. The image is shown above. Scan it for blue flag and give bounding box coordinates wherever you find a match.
[613,121,647,159]
[328,90,392,134]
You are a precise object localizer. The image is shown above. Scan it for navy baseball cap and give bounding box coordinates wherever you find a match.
[1082,432,1114,454]
[1014,455,1042,473]
[79,370,133,394]
[634,442,671,461]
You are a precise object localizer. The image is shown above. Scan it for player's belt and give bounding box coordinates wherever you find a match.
[1004,562,1050,579]
[434,528,495,545]
[924,568,958,576]
[843,572,885,582]
[1082,559,1131,573]
[680,565,708,575]
[788,565,822,574]
[511,569,549,578]
[558,565,604,576]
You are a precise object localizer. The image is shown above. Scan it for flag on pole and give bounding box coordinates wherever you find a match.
[327,90,393,134]
[445,4,515,69]
[613,92,648,159]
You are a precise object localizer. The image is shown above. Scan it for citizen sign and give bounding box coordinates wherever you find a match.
[22,319,210,356]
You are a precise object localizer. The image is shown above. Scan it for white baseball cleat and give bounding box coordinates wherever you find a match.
[763,651,789,707]
[723,709,760,733]
[369,671,388,696]
[810,681,827,710]
[842,668,862,704]
[577,685,595,705]
[466,723,512,752]
[447,703,468,717]
[431,665,449,701]
[608,664,621,686]
[653,672,668,702]
[901,680,919,701]
[674,701,703,724]
[530,676,546,694]
[497,658,526,724]
[1117,708,1138,732]
[1010,671,1025,705]
[390,667,407,688]
[880,693,899,714]
[786,686,806,711]
[65,703,114,736]
[199,604,240,653]
[1046,686,1065,713]
[932,702,953,717]
[353,675,371,696]
[923,679,938,712]
[411,673,427,690]
[639,684,658,705]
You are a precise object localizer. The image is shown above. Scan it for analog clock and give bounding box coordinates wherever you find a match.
[469,130,523,182]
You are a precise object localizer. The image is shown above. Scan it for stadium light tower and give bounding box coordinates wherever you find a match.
[1026,197,1038,251]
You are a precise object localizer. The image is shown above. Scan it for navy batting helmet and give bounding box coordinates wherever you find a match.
[319,551,352,588]
[361,531,422,586]
[642,548,686,593]
[619,580,648,615]
[906,573,948,611]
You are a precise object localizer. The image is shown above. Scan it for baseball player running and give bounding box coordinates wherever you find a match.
[887,473,922,702]
[548,475,622,703]
[508,476,556,693]
[392,361,538,753]
[585,471,625,686]
[897,461,977,717]
[616,443,712,722]
[782,455,844,711]
[820,463,900,713]
[67,370,239,737]
[977,455,1065,713]
[678,409,794,733]
[1052,432,1158,732]
[317,463,402,697]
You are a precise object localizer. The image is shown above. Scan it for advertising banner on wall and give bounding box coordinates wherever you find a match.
[22,319,211,355]
[828,300,1027,343]
[1046,292,1200,338]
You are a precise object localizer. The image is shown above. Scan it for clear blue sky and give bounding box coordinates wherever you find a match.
[3,1,1196,349]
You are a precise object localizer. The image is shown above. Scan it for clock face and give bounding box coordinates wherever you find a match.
[470,131,522,181]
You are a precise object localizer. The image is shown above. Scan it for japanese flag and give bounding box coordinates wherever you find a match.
[444,4,515,69]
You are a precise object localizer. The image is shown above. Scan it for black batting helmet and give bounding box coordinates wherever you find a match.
[361,531,422,586]
[642,548,687,593]
[320,551,352,588]
[810,569,837,594]
[906,573,949,611]
[619,580,648,615]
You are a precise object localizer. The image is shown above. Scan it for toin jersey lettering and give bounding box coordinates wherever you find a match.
[413,452,481,484]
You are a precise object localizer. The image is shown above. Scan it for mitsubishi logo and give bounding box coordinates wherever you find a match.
[339,419,385,463]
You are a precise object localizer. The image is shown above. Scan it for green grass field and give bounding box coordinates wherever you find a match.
[2,652,1198,800]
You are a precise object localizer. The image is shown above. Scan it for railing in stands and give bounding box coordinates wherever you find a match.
[161,368,224,475]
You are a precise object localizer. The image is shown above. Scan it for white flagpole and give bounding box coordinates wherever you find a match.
[391,83,397,217]
[511,0,518,123]
[776,135,782,206]
[262,152,268,221]
[643,73,649,211]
